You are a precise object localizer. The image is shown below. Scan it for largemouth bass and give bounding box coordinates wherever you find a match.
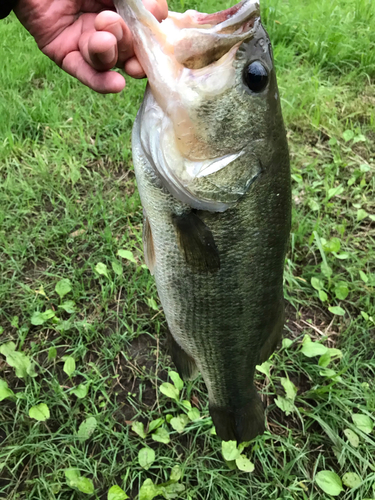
[115,0,291,442]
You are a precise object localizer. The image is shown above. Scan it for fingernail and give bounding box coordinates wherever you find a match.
[112,24,123,41]
[98,46,116,65]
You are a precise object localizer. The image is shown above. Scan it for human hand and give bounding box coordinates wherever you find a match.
[14,0,168,93]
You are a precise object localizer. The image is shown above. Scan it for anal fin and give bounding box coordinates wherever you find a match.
[172,211,220,273]
[166,330,198,381]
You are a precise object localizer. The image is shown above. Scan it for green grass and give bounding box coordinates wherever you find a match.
[1,0,375,499]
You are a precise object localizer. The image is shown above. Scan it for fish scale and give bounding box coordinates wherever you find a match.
[116,0,291,442]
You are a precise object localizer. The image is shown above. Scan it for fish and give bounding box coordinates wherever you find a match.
[114,0,291,442]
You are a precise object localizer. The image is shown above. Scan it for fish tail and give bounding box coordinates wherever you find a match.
[166,330,199,381]
[210,388,265,443]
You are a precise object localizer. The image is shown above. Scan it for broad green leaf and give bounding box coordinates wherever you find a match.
[352,414,374,434]
[319,368,337,378]
[138,447,155,470]
[108,485,129,500]
[170,465,182,482]
[95,262,109,278]
[280,378,297,401]
[76,477,94,494]
[31,309,55,326]
[282,338,293,349]
[301,340,328,358]
[327,348,343,360]
[308,199,320,211]
[161,482,185,497]
[359,271,368,283]
[170,414,189,433]
[48,347,57,360]
[0,342,36,378]
[71,383,89,399]
[65,468,80,487]
[78,416,97,441]
[342,129,354,142]
[323,237,341,253]
[334,252,350,260]
[311,277,324,290]
[321,263,333,278]
[148,418,164,433]
[160,382,179,401]
[151,427,170,444]
[318,351,331,367]
[224,459,237,470]
[187,408,200,421]
[117,249,137,263]
[147,298,158,311]
[11,316,19,328]
[139,479,160,500]
[342,472,362,489]
[29,403,50,421]
[361,311,369,321]
[169,371,183,391]
[353,134,366,143]
[222,441,240,461]
[235,455,255,472]
[357,209,368,222]
[360,164,371,172]
[132,421,147,439]
[335,282,349,300]
[256,361,272,378]
[319,290,328,302]
[111,260,123,276]
[329,306,346,316]
[327,186,344,201]
[63,357,76,377]
[275,396,294,416]
[343,429,359,448]
[59,300,76,314]
[55,278,72,298]
[0,326,3,335]
[0,379,14,401]
[315,471,343,496]
[181,400,191,410]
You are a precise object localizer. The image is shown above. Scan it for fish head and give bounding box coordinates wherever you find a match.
[115,0,287,211]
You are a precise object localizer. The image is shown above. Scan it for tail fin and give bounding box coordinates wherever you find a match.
[166,330,199,381]
[210,388,265,443]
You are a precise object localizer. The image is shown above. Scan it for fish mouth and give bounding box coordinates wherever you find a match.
[116,0,262,211]
[114,0,260,84]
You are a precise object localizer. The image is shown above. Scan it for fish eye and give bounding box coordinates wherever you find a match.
[243,61,269,93]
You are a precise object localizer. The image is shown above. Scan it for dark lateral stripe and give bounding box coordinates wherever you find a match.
[0,0,18,19]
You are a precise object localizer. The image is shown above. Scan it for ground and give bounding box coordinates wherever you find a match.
[0,0,374,499]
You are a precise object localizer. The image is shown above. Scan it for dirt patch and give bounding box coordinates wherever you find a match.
[111,334,169,422]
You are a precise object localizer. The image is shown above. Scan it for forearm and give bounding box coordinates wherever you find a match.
[0,0,18,19]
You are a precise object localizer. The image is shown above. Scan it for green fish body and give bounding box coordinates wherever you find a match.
[115,0,291,442]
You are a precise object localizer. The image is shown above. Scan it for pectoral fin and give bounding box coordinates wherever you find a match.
[172,211,220,273]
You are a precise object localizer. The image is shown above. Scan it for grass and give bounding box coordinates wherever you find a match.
[0,0,374,498]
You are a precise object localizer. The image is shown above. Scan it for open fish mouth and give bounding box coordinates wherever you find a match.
[115,0,263,211]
